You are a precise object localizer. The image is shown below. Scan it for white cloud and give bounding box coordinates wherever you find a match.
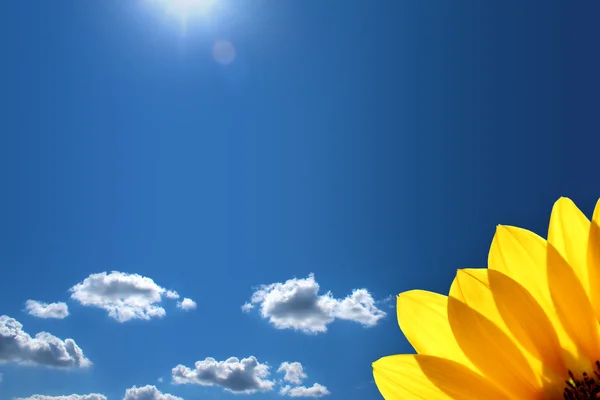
[380,294,396,309]
[176,298,196,311]
[14,395,106,400]
[0,315,90,369]
[123,385,182,400]
[280,383,330,398]
[243,274,386,333]
[240,303,253,313]
[157,377,163,383]
[15,386,181,400]
[172,356,274,394]
[277,362,307,384]
[69,271,181,322]
[24,300,69,320]
[335,289,387,326]
[165,291,180,300]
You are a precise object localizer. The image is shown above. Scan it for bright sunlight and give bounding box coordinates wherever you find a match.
[152,0,216,23]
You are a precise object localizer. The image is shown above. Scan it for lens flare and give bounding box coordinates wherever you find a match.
[212,40,236,65]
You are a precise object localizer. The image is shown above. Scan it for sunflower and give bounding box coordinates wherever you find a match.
[373,197,600,400]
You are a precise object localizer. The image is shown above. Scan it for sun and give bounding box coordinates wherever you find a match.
[168,0,213,16]
[154,0,215,21]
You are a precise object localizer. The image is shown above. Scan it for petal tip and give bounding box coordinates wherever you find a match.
[372,357,387,369]
[554,197,575,208]
[593,198,600,219]
[495,224,507,233]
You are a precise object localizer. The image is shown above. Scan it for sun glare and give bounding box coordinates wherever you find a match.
[156,0,215,21]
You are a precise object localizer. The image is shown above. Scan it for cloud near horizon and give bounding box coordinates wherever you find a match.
[14,396,107,400]
[242,273,386,333]
[0,315,91,369]
[123,385,182,400]
[14,385,180,400]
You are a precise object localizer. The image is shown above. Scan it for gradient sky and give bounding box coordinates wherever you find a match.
[1,1,600,400]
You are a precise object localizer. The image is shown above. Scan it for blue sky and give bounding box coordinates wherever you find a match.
[1,1,600,400]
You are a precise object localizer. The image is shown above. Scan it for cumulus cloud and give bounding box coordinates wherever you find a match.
[14,395,106,400]
[165,291,180,299]
[280,383,330,398]
[243,274,386,333]
[172,356,274,394]
[24,300,69,319]
[69,271,181,322]
[123,385,182,400]
[277,362,307,384]
[0,315,90,368]
[15,386,181,400]
[335,289,386,326]
[176,298,196,311]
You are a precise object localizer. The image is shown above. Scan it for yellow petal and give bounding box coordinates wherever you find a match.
[488,225,583,371]
[549,197,591,294]
[587,198,600,322]
[488,225,549,307]
[487,270,565,376]
[448,270,540,399]
[547,198,600,364]
[397,290,475,371]
[547,242,600,365]
[373,354,509,400]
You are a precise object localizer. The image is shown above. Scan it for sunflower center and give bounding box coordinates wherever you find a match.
[563,361,600,399]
